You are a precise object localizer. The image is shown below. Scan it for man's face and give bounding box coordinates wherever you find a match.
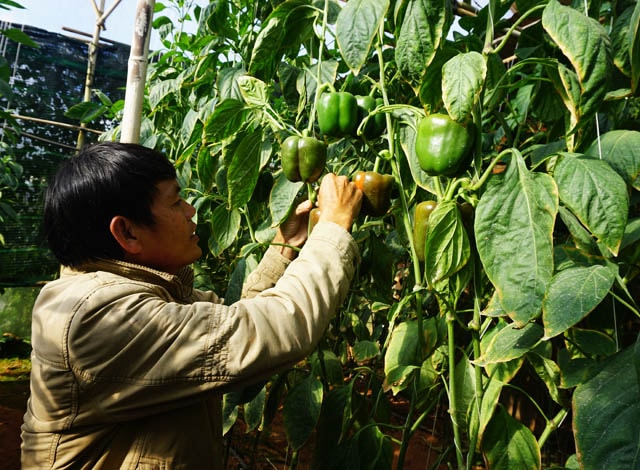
[132,179,202,274]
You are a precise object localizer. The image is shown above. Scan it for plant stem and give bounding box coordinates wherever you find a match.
[538,407,569,449]
[466,268,484,469]
[446,306,465,469]
[306,0,330,136]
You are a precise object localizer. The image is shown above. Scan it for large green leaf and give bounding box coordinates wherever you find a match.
[573,341,640,469]
[475,151,558,325]
[249,0,318,80]
[442,51,487,122]
[543,265,616,339]
[196,145,217,193]
[554,153,629,256]
[283,374,323,450]
[209,204,241,255]
[395,0,451,88]
[227,127,263,209]
[204,99,251,143]
[453,352,476,431]
[542,0,611,133]
[610,4,635,77]
[243,385,266,433]
[269,173,304,226]
[384,320,422,394]
[424,200,470,286]
[585,130,640,190]
[474,323,544,366]
[336,0,390,75]
[482,405,541,469]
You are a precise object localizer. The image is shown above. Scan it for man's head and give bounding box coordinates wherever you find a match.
[44,142,179,267]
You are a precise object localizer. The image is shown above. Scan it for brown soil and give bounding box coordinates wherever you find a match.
[0,380,29,470]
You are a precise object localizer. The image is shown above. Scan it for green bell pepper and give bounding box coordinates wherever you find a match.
[353,171,394,217]
[281,135,327,183]
[412,200,437,262]
[355,95,385,139]
[317,91,358,137]
[415,113,474,177]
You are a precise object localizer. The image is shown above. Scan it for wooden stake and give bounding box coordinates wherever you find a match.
[120,0,155,144]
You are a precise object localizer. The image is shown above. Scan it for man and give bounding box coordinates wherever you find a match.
[21,141,362,469]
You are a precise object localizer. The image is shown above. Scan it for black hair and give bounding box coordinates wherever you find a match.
[44,141,177,266]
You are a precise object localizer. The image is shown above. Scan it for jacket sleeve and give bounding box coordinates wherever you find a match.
[64,221,359,422]
[241,246,292,299]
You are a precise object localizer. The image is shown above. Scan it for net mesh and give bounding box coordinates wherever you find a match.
[1,24,129,286]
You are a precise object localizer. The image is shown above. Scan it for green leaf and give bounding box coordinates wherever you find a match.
[554,153,629,256]
[453,352,476,431]
[542,0,611,133]
[336,0,390,75]
[148,78,178,110]
[209,204,241,255]
[310,349,344,386]
[475,151,558,325]
[269,173,303,227]
[395,0,451,87]
[528,351,563,404]
[424,200,470,286]
[542,264,616,339]
[196,145,217,192]
[573,342,640,469]
[227,128,262,209]
[0,28,38,48]
[237,75,269,108]
[482,405,541,469]
[283,374,323,450]
[204,99,251,143]
[442,51,487,122]
[249,0,317,80]
[475,322,544,366]
[585,130,640,190]
[352,340,380,363]
[418,47,457,113]
[64,101,107,123]
[630,0,640,94]
[243,386,266,433]
[180,108,201,147]
[384,320,422,394]
[610,5,635,77]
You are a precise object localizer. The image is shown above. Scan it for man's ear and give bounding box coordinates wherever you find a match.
[109,216,143,254]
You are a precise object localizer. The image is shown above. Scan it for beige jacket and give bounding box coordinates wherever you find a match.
[21,222,359,469]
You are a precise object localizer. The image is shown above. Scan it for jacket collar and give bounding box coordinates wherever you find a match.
[62,259,195,301]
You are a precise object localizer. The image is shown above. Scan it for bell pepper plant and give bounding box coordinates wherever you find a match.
[415,113,474,177]
[280,135,327,183]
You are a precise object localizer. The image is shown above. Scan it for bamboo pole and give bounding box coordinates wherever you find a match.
[120,0,155,144]
[76,0,105,149]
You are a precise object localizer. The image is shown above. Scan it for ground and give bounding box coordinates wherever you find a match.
[0,358,30,470]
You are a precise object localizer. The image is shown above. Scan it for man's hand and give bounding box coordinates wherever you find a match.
[273,199,313,259]
[317,173,362,231]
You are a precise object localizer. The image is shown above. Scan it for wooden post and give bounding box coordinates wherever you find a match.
[120,0,155,144]
[76,0,105,149]
[75,0,123,149]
